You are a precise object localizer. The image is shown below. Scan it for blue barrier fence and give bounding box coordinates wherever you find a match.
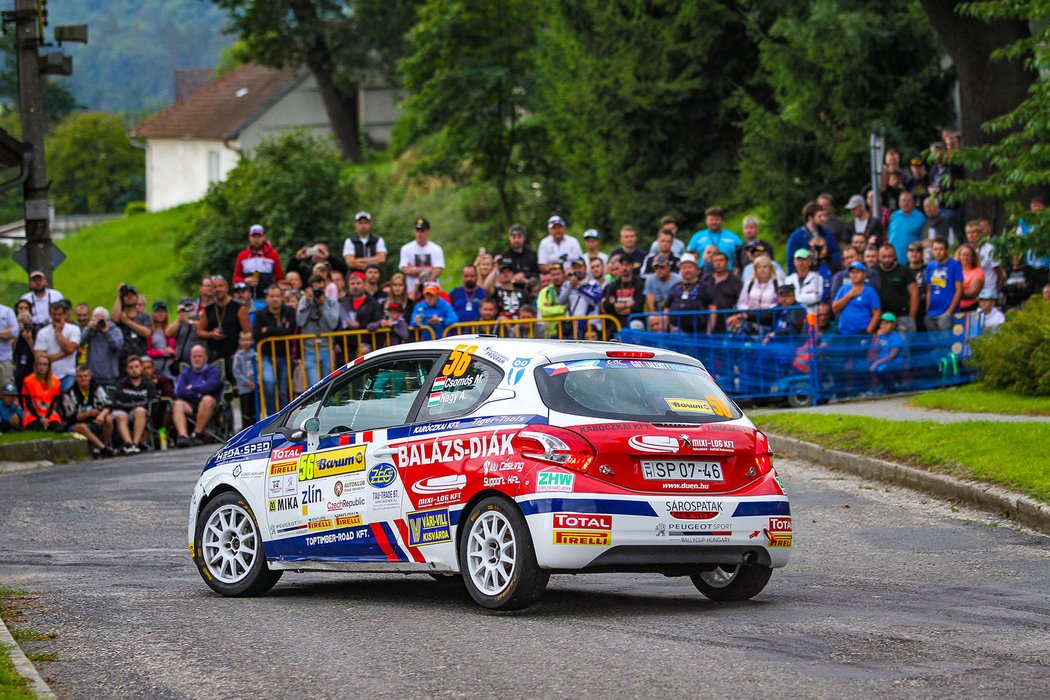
[616,307,983,405]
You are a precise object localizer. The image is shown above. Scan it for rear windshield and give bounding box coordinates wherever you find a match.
[535,358,742,424]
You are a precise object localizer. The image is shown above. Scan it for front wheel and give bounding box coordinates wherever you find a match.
[690,563,772,601]
[194,492,282,596]
[459,497,548,611]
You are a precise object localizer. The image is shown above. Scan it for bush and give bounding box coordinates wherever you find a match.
[971,299,1050,395]
[124,200,147,217]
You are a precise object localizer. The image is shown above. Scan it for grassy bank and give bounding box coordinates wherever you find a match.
[0,588,35,700]
[0,432,75,446]
[754,413,1050,503]
[906,383,1050,417]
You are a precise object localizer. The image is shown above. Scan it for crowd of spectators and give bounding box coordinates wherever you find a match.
[2,133,1046,450]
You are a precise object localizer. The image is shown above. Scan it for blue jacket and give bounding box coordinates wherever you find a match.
[786,225,841,274]
[175,363,222,401]
[411,298,459,338]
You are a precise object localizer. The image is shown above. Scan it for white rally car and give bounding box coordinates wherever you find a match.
[188,337,791,611]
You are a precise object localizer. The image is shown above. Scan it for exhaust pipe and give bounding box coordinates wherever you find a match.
[742,551,757,566]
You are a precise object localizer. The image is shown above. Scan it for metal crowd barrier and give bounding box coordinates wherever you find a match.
[442,314,622,340]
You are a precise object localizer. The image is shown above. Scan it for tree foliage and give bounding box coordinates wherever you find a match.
[734,0,955,236]
[46,112,144,214]
[177,129,353,287]
[971,299,1050,395]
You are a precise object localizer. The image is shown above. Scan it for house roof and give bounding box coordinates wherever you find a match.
[133,63,305,141]
[174,67,214,102]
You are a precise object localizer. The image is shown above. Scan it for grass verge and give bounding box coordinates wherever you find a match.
[0,432,75,446]
[754,413,1050,503]
[0,588,34,700]
[906,383,1050,416]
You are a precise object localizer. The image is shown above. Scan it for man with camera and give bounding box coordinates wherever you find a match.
[233,224,285,307]
[293,242,347,283]
[80,307,124,389]
[559,257,604,338]
[297,274,340,386]
[787,202,841,274]
[112,283,151,370]
[167,296,202,370]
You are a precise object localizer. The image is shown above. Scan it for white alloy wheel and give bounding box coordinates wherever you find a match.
[202,503,260,584]
[466,510,517,596]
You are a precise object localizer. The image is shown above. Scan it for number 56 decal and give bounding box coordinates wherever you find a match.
[442,344,477,377]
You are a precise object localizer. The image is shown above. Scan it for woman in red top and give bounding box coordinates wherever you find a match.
[22,354,63,431]
[956,243,985,313]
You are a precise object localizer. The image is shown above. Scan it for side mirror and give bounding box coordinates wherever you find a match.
[301,417,321,451]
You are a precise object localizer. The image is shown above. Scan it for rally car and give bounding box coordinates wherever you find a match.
[188,337,791,611]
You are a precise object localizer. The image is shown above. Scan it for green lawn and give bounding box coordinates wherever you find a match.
[0,431,74,445]
[754,413,1050,503]
[906,383,1050,416]
[0,588,34,700]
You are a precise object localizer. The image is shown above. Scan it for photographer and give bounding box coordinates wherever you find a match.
[13,305,35,391]
[167,296,202,372]
[296,274,340,386]
[111,283,151,369]
[80,307,124,389]
[559,257,604,337]
[34,301,81,392]
[292,242,346,283]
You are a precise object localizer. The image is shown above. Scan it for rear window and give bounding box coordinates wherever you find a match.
[535,358,742,424]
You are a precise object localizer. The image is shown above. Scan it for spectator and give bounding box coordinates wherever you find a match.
[297,274,340,386]
[310,261,339,302]
[968,219,1003,298]
[364,264,383,300]
[811,234,843,300]
[232,282,257,326]
[367,301,410,346]
[34,301,80,392]
[702,251,743,332]
[498,223,540,281]
[688,206,743,270]
[918,198,957,262]
[492,259,530,319]
[881,169,905,211]
[194,276,214,315]
[283,271,303,293]
[783,249,824,316]
[110,355,157,454]
[905,243,928,330]
[232,331,258,428]
[862,245,881,292]
[731,254,778,332]
[383,273,411,314]
[740,242,785,285]
[924,237,963,331]
[850,231,870,255]
[12,302,34,390]
[905,157,931,203]
[411,281,459,338]
[513,304,546,339]
[172,344,222,447]
[648,217,687,256]
[867,189,891,231]
[140,356,174,435]
[343,211,388,272]
[340,272,382,332]
[735,216,776,271]
[21,354,62,432]
[817,193,846,245]
[765,285,807,341]
[1002,255,1037,311]
[928,141,962,223]
[449,265,487,323]
[829,247,860,303]
[888,191,926,264]
[875,244,919,333]
[399,217,445,292]
[831,261,881,335]
[610,225,647,273]
[604,256,623,285]
[955,243,985,313]
[63,365,114,457]
[641,228,681,278]
[20,270,63,327]
[665,253,712,334]
[1017,196,1048,289]
[0,382,22,432]
[0,299,15,389]
[787,202,840,274]
[146,301,176,377]
[292,242,346,284]
[560,258,604,336]
[80,307,124,388]
[582,228,608,277]
[601,258,646,327]
[168,296,202,371]
[536,264,568,336]
[644,254,682,313]
[73,303,91,331]
[253,285,296,415]
[844,194,884,247]
[233,223,285,305]
[112,283,150,367]
[198,275,251,371]
[537,215,583,273]
[588,257,606,289]
[867,312,905,393]
[975,289,1005,331]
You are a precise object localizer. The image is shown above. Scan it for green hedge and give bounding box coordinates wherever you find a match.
[971,299,1050,395]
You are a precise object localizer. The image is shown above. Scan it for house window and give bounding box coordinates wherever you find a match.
[207,150,220,183]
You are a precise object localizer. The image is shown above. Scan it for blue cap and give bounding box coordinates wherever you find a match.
[849,261,867,271]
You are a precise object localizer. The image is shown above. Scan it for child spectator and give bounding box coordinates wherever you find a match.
[0,382,22,432]
[232,331,258,428]
[367,301,409,346]
[868,312,905,393]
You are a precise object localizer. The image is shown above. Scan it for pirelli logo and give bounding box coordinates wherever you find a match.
[335,514,362,527]
[269,460,298,476]
[308,519,334,531]
[553,530,611,546]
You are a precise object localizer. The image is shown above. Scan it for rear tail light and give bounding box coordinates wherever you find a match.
[513,426,595,473]
[754,430,773,476]
[606,350,655,359]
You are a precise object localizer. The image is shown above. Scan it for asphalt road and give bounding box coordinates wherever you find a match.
[1,447,1049,699]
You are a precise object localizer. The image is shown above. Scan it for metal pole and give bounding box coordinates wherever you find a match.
[869,132,883,221]
[14,0,52,283]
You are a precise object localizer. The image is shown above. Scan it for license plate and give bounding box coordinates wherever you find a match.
[641,460,724,482]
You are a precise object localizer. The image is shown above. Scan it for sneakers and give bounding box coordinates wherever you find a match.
[176,435,192,448]
[189,433,203,447]
[122,443,140,455]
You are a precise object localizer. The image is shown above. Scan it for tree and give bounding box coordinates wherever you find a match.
[46,112,144,214]
[212,0,421,162]
[396,0,540,228]
[0,34,79,129]
[735,0,955,236]
[177,129,352,287]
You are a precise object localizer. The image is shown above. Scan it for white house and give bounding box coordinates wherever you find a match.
[131,63,398,212]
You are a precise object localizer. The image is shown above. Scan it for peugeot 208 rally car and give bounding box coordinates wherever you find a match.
[188,337,790,611]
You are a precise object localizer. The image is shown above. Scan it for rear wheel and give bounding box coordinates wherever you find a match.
[690,564,772,601]
[194,492,282,597]
[459,497,548,611]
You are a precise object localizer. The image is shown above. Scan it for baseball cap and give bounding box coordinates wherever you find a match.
[386,301,403,312]
[849,261,867,271]
[582,228,599,239]
[423,281,440,294]
[679,252,699,267]
[498,257,514,271]
[845,194,865,209]
[233,281,249,291]
[178,296,195,307]
[572,257,587,266]
[977,289,997,301]
[414,217,430,230]
[880,312,897,323]
[910,157,925,167]
[547,215,566,229]
[152,300,168,311]
[652,254,670,267]
[249,224,265,235]
[793,248,811,259]
[355,210,372,221]
[776,284,796,295]
[29,270,46,279]
[508,223,526,236]
[0,382,17,395]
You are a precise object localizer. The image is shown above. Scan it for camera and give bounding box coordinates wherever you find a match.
[96,318,107,330]
[567,271,577,279]
[178,304,194,313]
[306,246,321,257]
[119,284,135,298]
[312,287,324,299]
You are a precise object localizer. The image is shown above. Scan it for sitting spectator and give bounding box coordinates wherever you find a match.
[172,344,222,448]
[867,312,905,392]
[449,265,486,323]
[13,301,34,390]
[975,289,1005,331]
[784,249,824,316]
[140,356,174,437]
[297,274,340,386]
[253,285,296,415]
[665,253,712,334]
[80,307,124,388]
[832,261,881,335]
[112,283,150,368]
[34,301,80,392]
[233,224,285,306]
[644,254,682,313]
[601,257,646,328]
[367,300,411,346]
[62,365,114,458]
[22,354,63,431]
[1002,255,1037,311]
[955,243,985,313]
[411,282,459,338]
[344,211,388,271]
[110,355,157,455]
[0,382,22,432]
[232,331,258,428]
[20,270,63,328]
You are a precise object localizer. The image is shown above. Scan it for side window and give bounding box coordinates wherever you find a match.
[282,391,325,432]
[416,357,503,421]
[315,357,435,434]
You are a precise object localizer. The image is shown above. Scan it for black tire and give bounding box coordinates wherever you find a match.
[690,564,773,601]
[458,497,549,611]
[193,491,282,597]
[785,380,813,408]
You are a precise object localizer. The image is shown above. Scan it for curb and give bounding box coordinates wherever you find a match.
[0,439,89,465]
[766,432,1050,533]
[0,614,56,699]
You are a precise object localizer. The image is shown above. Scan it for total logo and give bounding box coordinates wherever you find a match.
[553,513,611,531]
[271,445,303,462]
